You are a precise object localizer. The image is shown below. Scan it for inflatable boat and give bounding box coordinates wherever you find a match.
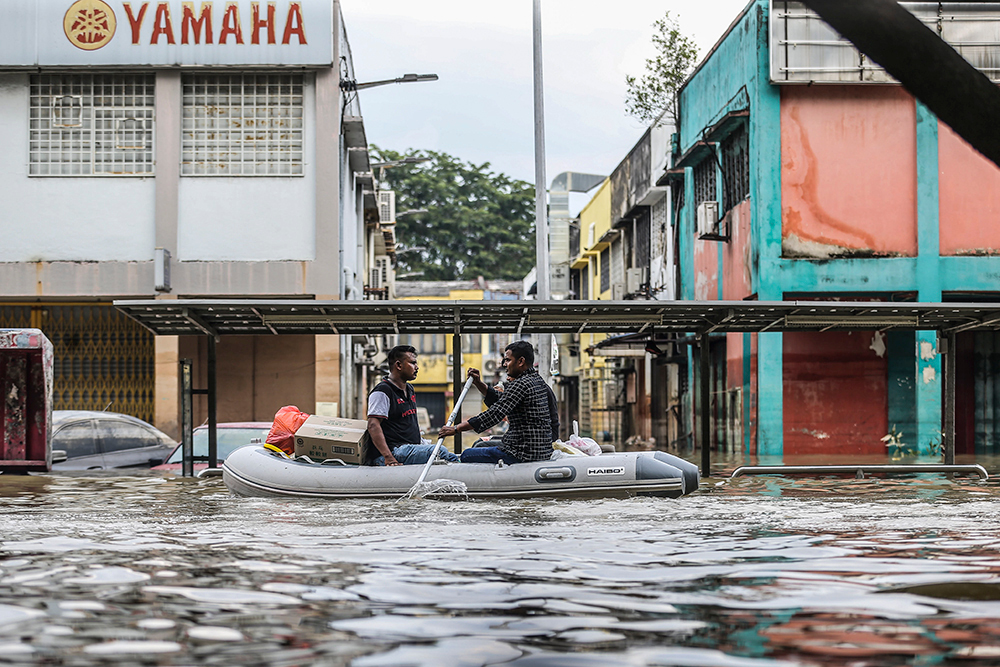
[222,445,699,500]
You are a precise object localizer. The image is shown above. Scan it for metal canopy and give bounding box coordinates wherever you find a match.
[113,299,1000,337]
[114,297,988,477]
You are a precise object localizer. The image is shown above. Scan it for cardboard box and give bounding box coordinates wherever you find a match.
[293,415,369,464]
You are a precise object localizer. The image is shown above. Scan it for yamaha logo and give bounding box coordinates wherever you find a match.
[64,0,117,50]
[587,467,625,476]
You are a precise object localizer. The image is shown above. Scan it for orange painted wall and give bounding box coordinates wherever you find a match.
[781,86,917,256]
[939,121,1000,255]
[783,331,888,456]
[722,200,753,300]
[693,232,718,300]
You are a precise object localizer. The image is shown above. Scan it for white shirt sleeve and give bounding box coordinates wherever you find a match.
[367,391,390,418]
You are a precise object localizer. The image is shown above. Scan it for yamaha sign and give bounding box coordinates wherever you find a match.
[1,0,333,67]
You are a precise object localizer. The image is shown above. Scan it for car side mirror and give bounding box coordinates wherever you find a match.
[51,450,68,464]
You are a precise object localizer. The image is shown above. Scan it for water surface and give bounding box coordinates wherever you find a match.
[1,463,999,666]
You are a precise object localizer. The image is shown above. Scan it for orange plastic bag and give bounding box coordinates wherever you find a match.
[266,405,310,455]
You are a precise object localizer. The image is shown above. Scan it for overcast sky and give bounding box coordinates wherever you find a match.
[341,0,751,189]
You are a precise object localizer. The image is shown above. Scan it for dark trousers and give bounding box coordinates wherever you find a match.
[459,446,521,465]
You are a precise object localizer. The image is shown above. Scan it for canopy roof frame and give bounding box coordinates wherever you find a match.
[115,298,990,477]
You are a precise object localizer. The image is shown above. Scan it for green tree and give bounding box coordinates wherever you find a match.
[625,12,699,126]
[371,147,536,282]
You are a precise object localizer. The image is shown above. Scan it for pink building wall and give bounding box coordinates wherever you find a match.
[939,121,1000,255]
[780,86,918,257]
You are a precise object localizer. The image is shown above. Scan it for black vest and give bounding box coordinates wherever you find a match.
[368,378,421,461]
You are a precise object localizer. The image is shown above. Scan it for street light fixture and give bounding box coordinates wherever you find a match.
[370,157,431,169]
[395,246,427,255]
[340,73,439,92]
[396,209,428,218]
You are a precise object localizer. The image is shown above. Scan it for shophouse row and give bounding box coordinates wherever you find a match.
[557,0,1000,460]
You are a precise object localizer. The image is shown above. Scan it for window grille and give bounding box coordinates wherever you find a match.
[600,247,610,293]
[693,157,717,206]
[29,74,155,176]
[635,210,651,270]
[722,124,750,212]
[182,74,304,176]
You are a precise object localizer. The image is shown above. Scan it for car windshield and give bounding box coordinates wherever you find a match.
[165,427,270,463]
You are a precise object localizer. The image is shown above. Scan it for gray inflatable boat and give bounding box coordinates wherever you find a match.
[222,445,699,499]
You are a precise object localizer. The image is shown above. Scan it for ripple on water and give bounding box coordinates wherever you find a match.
[1,468,1000,666]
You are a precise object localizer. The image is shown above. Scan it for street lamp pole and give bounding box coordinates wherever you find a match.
[532,0,551,384]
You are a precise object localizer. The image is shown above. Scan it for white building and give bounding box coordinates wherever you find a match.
[0,0,385,435]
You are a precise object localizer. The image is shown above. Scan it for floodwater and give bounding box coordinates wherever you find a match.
[2,457,1000,666]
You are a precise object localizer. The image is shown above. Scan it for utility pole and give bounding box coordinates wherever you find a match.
[532,0,551,383]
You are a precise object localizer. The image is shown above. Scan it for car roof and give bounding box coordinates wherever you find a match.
[53,410,152,426]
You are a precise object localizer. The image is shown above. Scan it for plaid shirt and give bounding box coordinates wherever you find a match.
[468,368,553,463]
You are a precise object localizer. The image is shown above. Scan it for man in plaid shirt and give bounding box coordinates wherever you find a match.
[438,340,553,464]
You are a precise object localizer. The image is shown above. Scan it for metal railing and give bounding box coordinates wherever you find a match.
[730,464,989,480]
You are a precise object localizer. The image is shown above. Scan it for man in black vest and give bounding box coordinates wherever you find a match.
[366,345,460,466]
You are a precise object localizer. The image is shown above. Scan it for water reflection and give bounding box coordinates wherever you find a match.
[0,460,997,665]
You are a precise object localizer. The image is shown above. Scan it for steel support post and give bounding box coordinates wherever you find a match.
[944,331,957,465]
[453,323,463,454]
[207,336,218,469]
[700,335,711,477]
[180,358,193,478]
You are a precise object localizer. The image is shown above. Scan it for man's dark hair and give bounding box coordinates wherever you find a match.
[505,340,534,367]
[387,345,416,367]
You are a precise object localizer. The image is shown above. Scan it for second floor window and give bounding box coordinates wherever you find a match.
[722,124,750,212]
[693,156,716,207]
[30,74,155,176]
[600,247,610,293]
[182,74,304,176]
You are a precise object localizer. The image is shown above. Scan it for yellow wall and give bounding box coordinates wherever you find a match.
[574,179,613,372]
[400,288,489,411]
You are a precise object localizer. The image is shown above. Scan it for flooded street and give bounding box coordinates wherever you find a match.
[2,462,1000,666]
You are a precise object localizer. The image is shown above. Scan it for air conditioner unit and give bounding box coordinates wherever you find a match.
[484,359,498,373]
[626,267,647,295]
[378,190,396,225]
[374,255,393,289]
[697,201,727,241]
[612,282,626,300]
[369,267,383,289]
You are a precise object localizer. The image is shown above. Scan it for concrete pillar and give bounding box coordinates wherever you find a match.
[314,333,341,416]
[155,335,180,439]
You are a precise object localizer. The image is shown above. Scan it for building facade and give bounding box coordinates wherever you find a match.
[562,0,1000,460]
[0,0,381,436]
[671,0,1000,458]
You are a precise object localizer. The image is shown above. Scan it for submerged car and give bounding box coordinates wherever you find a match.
[51,411,177,471]
[152,422,272,472]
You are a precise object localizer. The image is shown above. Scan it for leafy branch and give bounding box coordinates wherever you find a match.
[625,12,700,127]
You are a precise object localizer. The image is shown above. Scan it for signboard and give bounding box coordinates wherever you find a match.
[0,0,333,67]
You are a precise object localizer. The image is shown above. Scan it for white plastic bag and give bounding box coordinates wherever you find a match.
[567,420,602,456]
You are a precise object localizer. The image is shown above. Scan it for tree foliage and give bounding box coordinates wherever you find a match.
[371,147,536,282]
[625,12,699,126]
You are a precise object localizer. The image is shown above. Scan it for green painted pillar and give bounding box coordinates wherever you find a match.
[915,100,943,457]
